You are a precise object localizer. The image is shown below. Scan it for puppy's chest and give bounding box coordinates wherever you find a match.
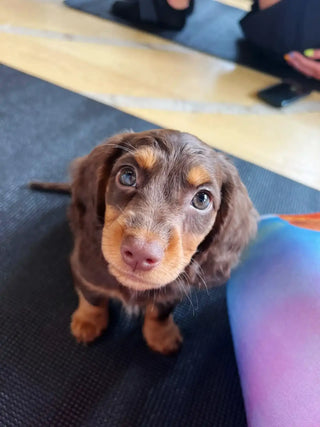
[77,242,183,306]
[81,267,182,307]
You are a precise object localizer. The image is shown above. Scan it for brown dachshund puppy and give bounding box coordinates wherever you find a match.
[31,129,258,354]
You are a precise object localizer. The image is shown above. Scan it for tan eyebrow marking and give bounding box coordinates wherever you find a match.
[187,166,211,187]
[134,146,157,170]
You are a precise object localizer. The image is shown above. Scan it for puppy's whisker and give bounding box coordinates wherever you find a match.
[191,259,209,295]
[177,276,195,315]
[113,205,127,220]
[180,270,191,287]
[176,279,185,301]
[198,268,209,295]
[180,271,198,314]
[152,291,156,312]
[105,142,136,155]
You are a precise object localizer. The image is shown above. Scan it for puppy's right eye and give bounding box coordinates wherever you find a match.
[118,168,136,187]
[191,190,212,210]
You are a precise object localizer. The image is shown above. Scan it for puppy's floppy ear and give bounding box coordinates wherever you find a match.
[70,133,129,229]
[192,153,258,286]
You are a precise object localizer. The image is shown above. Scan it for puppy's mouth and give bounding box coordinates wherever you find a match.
[108,263,166,291]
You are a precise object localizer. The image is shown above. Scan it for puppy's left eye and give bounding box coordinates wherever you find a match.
[192,191,211,210]
[119,168,136,187]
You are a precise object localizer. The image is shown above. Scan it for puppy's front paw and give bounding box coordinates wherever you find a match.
[71,309,108,344]
[143,317,183,355]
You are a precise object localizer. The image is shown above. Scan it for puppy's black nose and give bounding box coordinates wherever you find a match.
[121,235,164,271]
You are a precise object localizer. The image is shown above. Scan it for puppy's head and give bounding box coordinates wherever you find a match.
[83,130,257,291]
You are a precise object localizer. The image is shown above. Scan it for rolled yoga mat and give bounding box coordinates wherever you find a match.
[227,214,320,427]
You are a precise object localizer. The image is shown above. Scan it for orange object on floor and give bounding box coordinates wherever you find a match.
[279,213,320,231]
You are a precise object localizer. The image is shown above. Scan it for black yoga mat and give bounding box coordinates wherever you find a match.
[1,65,319,427]
[64,0,320,92]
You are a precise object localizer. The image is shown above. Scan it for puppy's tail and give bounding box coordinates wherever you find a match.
[29,181,71,194]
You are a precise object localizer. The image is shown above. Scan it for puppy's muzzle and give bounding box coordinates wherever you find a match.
[120,235,164,272]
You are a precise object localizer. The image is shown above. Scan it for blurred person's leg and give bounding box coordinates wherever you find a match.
[241,0,320,59]
[111,0,193,30]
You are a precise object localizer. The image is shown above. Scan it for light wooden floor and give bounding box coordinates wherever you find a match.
[1,0,320,190]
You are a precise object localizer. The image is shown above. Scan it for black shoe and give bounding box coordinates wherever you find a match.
[111,0,141,22]
[111,0,194,30]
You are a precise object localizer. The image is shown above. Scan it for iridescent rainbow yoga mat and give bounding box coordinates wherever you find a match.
[227,213,320,427]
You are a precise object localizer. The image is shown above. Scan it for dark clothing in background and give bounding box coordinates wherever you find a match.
[241,0,320,57]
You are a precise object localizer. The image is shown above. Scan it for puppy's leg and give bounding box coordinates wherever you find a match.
[71,290,108,344]
[143,303,182,355]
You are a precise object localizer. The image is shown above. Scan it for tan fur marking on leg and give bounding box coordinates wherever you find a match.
[71,290,108,344]
[142,305,182,355]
